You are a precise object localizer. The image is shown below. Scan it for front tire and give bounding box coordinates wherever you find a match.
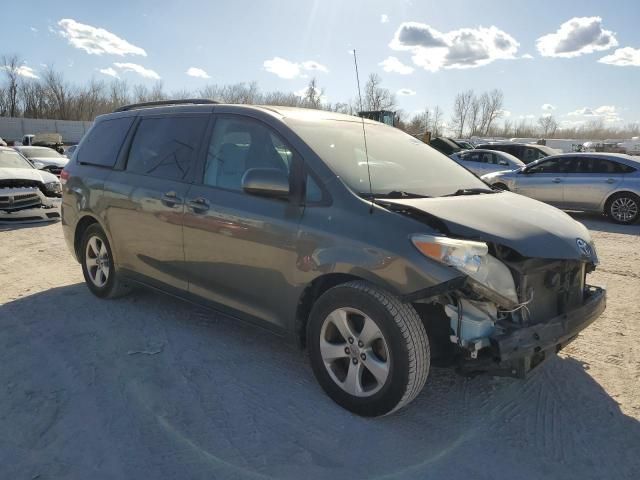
[606,192,639,224]
[307,281,430,417]
[80,224,130,298]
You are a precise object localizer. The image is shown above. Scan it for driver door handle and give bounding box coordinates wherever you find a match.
[161,191,182,207]
[187,197,210,213]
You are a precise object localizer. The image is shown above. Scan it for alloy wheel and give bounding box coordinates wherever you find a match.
[319,307,390,397]
[85,235,110,288]
[611,196,638,223]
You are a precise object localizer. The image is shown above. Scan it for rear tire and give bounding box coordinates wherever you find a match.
[307,281,430,417]
[80,224,130,299]
[605,192,639,224]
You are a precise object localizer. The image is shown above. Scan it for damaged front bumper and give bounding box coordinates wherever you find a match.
[460,286,606,378]
[0,187,61,223]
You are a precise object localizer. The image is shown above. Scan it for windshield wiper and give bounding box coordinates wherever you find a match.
[443,187,500,197]
[366,190,431,199]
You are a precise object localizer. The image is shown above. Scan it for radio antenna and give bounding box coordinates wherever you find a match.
[352,49,374,214]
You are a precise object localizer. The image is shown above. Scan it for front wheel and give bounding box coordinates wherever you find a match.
[307,281,430,417]
[606,193,639,224]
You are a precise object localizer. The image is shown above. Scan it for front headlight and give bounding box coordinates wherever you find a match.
[411,234,519,305]
[44,181,62,194]
[411,234,488,275]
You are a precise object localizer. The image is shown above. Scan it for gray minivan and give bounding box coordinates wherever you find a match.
[61,100,605,416]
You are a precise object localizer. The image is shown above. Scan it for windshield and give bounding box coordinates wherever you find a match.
[19,147,62,159]
[0,150,34,169]
[286,119,487,197]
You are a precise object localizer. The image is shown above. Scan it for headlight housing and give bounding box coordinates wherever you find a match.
[411,234,487,275]
[411,234,519,305]
[43,181,62,196]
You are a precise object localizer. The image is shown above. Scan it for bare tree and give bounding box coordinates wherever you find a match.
[363,73,396,111]
[432,106,443,137]
[538,115,558,137]
[468,95,481,137]
[451,89,474,138]
[1,55,21,117]
[483,89,504,135]
[303,78,323,109]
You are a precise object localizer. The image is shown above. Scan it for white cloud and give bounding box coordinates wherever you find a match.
[380,14,389,24]
[186,67,210,79]
[536,17,617,58]
[99,67,119,78]
[113,62,160,79]
[397,88,416,96]
[599,47,640,66]
[390,21,519,71]
[2,64,40,79]
[264,57,328,79]
[30,26,38,33]
[541,103,556,111]
[499,109,512,117]
[567,105,621,123]
[519,114,536,119]
[57,18,147,56]
[521,53,534,59]
[379,56,414,74]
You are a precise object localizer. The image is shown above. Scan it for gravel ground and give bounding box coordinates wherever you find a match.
[0,214,638,480]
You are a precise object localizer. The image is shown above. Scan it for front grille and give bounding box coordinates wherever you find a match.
[0,188,42,211]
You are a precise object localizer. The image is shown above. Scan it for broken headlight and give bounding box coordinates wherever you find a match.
[411,234,519,305]
[43,181,62,196]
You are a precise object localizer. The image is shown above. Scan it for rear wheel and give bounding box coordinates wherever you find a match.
[606,192,639,224]
[80,224,130,298]
[307,281,430,417]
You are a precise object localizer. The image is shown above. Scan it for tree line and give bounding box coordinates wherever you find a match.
[1,53,638,140]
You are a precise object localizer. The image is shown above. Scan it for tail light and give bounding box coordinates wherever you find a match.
[60,169,70,185]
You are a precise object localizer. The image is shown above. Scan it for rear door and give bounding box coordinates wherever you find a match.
[182,114,304,330]
[513,157,566,205]
[562,157,623,211]
[103,113,209,292]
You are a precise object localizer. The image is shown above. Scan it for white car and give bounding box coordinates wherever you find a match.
[0,147,62,222]
[450,149,525,176]
[14,146,68,176]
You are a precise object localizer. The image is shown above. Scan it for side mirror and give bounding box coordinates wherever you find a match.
[242,168,290,199]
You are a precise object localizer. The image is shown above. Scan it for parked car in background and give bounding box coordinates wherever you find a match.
[482,153,640,224]
[451,149,524,176]
[0,137,7,147]
[476,142,559,164]
[0,147,62,222]
[452,139,475,150]
[429,137,464,155]
[14,146,68,176]
[62,100,605,416]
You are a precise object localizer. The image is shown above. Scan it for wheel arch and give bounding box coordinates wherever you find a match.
[602,189,640,212]
[73,214,111,262]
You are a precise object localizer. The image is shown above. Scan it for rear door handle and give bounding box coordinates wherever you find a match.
[161,191,182,208]
[606,178,616,184]
[552,178,562,183]
[187,197,210,213]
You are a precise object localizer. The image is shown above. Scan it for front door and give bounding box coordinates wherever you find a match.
[562,156,623,211]
[183,114,303,329]
[103,113,209,292]
[514,157,566,206]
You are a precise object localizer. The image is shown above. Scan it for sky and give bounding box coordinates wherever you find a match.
[3,0,640,128]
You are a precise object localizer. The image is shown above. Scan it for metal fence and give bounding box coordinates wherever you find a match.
[0,117,93,144]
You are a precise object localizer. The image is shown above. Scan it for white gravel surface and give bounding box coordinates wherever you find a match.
[0,214,638,479]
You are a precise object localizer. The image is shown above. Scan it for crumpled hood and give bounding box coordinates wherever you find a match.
[382,192,594,261]
[0,167,58,183]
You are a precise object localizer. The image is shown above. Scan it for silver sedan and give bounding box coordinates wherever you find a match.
[482,153,640,224]
[450,149,525,176]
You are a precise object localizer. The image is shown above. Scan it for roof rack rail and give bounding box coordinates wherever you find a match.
[113,98,219,113]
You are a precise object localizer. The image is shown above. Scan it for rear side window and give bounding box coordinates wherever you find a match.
[77,117,134,167]
[126,116,208,181]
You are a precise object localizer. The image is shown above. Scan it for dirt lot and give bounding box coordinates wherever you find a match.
[0,214,639,480]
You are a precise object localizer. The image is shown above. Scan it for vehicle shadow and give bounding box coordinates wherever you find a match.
[569,211,640,235]
[0,220,60,232]
[1,284,638,480]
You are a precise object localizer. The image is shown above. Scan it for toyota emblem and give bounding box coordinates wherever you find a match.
[576,238,592,257]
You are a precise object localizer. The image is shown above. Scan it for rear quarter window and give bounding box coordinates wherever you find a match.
[77,117,135,168]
